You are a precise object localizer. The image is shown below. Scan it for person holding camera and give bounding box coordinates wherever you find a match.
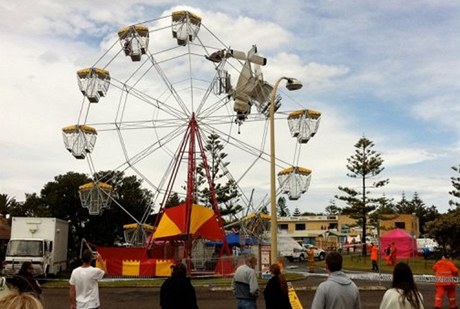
[69,249,107,309]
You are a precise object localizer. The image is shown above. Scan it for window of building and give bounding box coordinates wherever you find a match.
[295,223,306,231]
[395,222,405,229]
[279,224,288,230]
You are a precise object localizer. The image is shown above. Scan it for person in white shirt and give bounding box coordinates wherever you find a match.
[69,249,107,309]
[380,262,424,309]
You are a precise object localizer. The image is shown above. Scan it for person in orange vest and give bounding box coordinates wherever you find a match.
[307,247,315,273]
[384,244,392,265]
[277,257,284,273]
[433,253,459,309]
[389,242,398,266]
[370,243,379,271]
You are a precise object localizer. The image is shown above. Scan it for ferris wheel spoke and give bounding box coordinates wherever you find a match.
[108,74,187,121]
[194,74,219,115]
[146,54,191,116]
[118,123,186,166]
[117,86,177,123]
[201,119,294,168]
[197,93,233,120]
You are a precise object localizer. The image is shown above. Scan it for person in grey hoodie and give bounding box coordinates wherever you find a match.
[311,251,361,309]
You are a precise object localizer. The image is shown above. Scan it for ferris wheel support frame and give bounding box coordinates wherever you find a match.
[152,113,230,269]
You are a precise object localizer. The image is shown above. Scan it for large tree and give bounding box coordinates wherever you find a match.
[165,192,182,208]
[449,164,460,208]
[395,192,439,235]
[395,192,412,213]
[373,194,396,215]
[325,199,342,216]
[36,172,91,262]
[15,171,154,263]
[426,208,460,258]
[196,133,242,224]
[0,194,20,217]
[91,170,154,245]
[10,193,50,218]
[336,137,388,256]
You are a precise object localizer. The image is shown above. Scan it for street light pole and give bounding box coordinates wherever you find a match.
[270,77,302,264]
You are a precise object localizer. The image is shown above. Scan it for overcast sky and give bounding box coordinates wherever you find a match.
[1,1,459,216]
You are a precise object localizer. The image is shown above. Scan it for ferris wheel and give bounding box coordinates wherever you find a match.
[62,10,321,242]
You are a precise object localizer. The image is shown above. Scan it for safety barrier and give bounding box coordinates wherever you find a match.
[304,272,460,283]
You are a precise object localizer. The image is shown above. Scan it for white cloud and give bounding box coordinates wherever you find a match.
[383,148,443,167]
[1,1,459,217]
[411,95,460,132]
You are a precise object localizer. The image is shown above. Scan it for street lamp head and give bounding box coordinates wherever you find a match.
[285,78,303,91]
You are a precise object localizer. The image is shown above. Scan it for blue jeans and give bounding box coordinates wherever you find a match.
[237,298,257,309]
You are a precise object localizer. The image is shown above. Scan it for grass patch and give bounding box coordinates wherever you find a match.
[41,271,305,289]
[340,254,440,275]
[40,256,453,288]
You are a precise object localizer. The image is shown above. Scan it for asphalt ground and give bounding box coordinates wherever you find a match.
[40,274,459,309]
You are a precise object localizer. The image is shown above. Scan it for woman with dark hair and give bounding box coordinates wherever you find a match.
[15,262,42,297]
[160,263,198,309]
[263,263,291,309]
[380,262,424,309]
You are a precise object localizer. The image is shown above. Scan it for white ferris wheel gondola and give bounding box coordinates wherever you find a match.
[62,125,97,159]
[277,167,312,200]
[287,109,322,144]
[171,10,202,46]
[117,25,149,62]
[76,68,111,103]
[78,182,114,215]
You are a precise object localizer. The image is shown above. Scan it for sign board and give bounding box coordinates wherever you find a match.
[259,244,271,277]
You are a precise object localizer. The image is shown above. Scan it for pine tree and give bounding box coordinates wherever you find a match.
[165,192,182,208]
[293,207,301,216]
[395,192,439,235]
[195,133,242,224]
[395,192,414,213]
[325,199,341,215]
[449,164,460,208]
[335,137,388,256]
[277,197,290,217]
[374,194,396,215]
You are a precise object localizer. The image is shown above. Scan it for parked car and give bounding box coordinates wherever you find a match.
[302,244,326,261]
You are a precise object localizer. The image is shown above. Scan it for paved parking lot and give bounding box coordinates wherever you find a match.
[40,275,459,309]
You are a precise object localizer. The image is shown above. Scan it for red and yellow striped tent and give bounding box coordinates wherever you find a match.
[153,203,224,241]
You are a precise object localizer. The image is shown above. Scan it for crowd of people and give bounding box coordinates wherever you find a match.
[228,250,457,309]
[0,249,457,309]
[227,249,459,309]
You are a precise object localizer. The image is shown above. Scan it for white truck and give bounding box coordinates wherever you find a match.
[279,236,307,262]
[3,217,69,277]
[416,237,439,258]
[302,244,326,261]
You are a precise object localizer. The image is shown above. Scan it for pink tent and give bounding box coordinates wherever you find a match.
[380,228,417,258]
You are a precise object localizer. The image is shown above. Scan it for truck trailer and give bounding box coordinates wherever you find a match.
[3,217,69,276]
